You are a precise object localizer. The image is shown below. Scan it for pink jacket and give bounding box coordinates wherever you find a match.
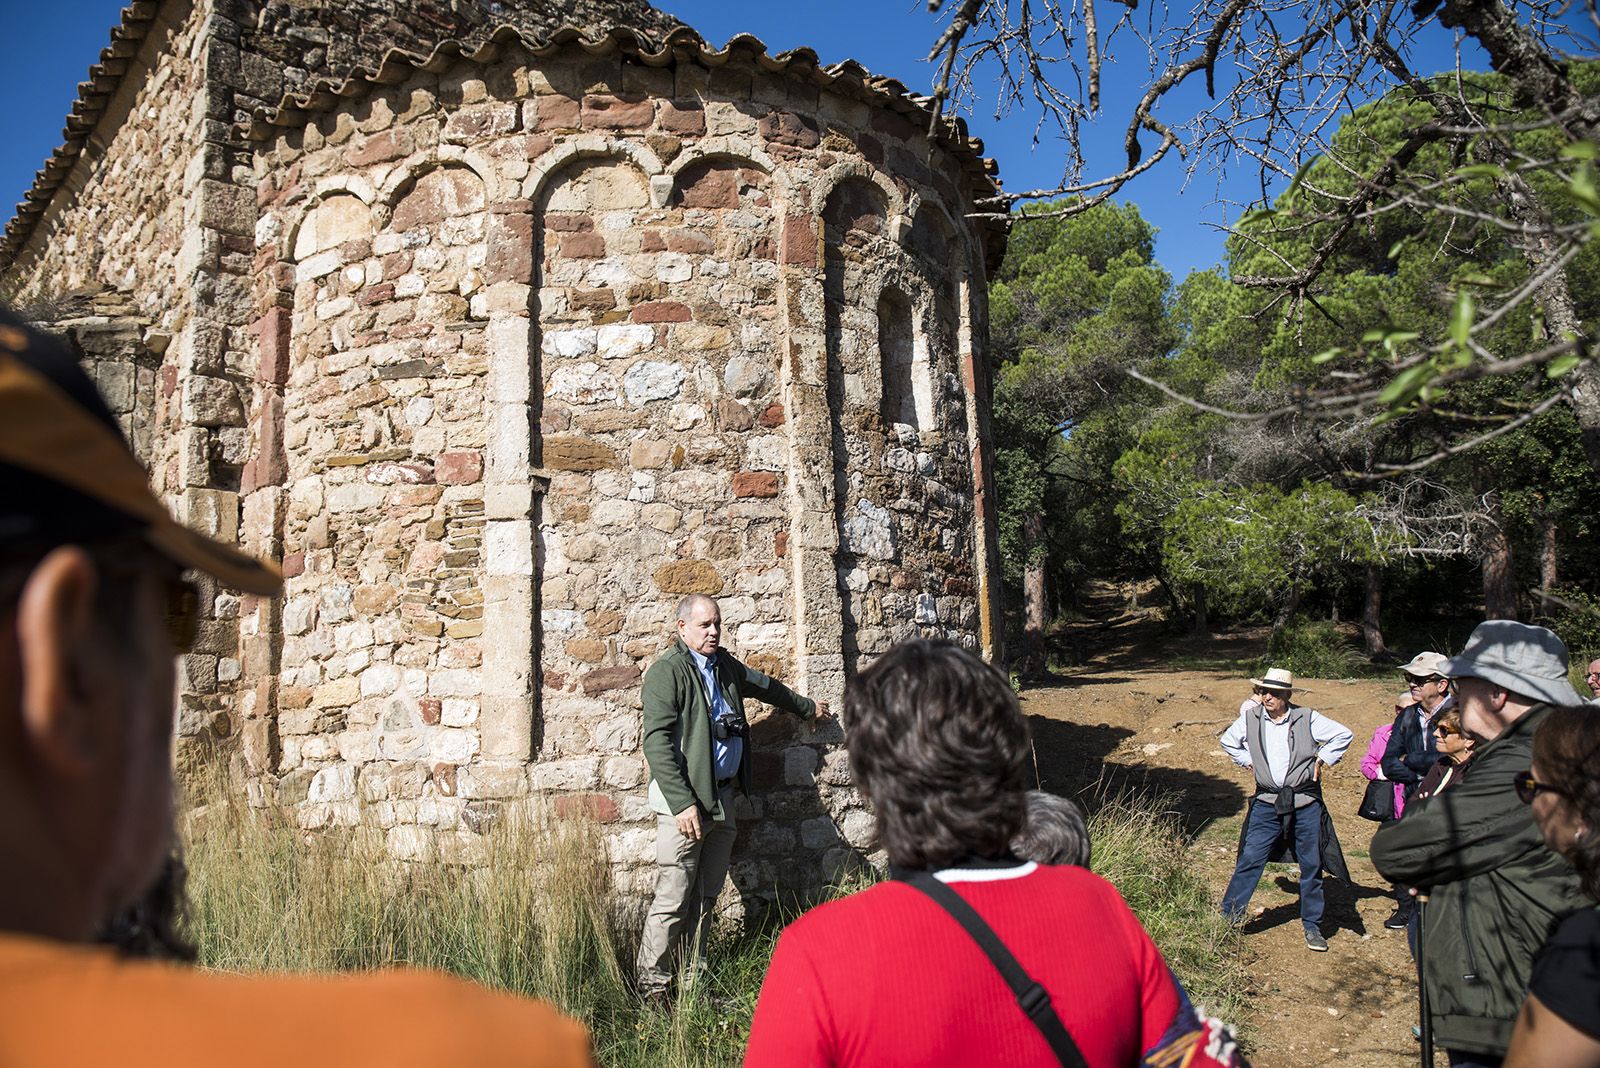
[1360,723,1406,819]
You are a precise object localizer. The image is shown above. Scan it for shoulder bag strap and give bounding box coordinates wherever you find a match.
[902,872,1090,1068]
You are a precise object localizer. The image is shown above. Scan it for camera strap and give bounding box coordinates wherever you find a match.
[900,871,1089,1068]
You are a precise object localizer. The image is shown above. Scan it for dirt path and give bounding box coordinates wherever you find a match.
[1022,586,1425,1066]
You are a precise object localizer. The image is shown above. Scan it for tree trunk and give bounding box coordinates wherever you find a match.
[1021,512,1048,673]
[1362,563,1389,657]
[1478,483,1519,619]
[1191,585,1208,634]
[1539,515,1559,617]
[1273,583,1303,631]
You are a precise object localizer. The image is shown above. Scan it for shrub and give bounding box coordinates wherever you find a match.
[1089,795,1250,1029]
[1262,618,1365,678]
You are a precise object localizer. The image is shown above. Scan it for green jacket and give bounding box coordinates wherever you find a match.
[1371,703,1586,1056]
[640,640,817,821]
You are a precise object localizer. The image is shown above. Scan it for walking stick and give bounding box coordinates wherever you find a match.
[1416,892,1433,1068]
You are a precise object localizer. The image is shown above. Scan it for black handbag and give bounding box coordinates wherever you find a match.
[1358,778,1395,821]
[901,871,1089,1068]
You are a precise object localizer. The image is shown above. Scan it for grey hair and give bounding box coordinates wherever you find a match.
[1010,790,1092,867]
[675,592,718,621]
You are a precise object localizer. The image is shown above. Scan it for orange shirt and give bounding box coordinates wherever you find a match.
[0,932,596,1068]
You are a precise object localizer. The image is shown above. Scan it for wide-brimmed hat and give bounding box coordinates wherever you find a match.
[1248,667,1297,692]
[1400,651,1450,678]
[1441,621,1583,707]
[0,309,280,595]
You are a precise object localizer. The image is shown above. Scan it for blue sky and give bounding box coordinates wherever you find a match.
[0,1,1492,280]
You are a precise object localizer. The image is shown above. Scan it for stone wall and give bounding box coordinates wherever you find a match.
[241,34,1002,897]
[0,2,1006,904]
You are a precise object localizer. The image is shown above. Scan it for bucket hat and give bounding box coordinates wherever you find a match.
[0,308,280,594]
[1441,621,1583,707]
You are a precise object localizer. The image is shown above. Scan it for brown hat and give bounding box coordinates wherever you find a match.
[0,310,280,595]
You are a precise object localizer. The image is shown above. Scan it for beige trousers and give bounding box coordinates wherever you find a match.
[634,800,737,994]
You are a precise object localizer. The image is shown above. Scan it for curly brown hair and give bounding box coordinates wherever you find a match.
[844,640,1030,871]
[1532,704,1600,901]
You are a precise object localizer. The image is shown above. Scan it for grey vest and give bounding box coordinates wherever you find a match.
[1244,702,1319,809]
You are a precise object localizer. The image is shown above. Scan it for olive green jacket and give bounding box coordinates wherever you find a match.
[640,640,817,821]
[1371,703,1587,1056]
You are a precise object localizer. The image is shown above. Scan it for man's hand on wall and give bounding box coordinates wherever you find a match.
[676,805,703,841]
[814,701,832,721]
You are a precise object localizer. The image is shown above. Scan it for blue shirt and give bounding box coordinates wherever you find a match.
[688,647,743,781]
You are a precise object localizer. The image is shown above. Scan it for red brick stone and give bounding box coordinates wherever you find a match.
[781,215,818,268]
[658,101,705,135]
[944,576,977,595]
[640,230,665,252]
[760,111,821,148]
[382,251,413,278]
[732,471,781,498]
[560,232,606,259]
[758,402,786,428]
[665,229,716,255]
[357,283,395,306]
[544,213,593,233]
[543,670,568,691]
[485,213,534,284]
[532,95,580,131]
[678,165,739,209]
[281,552,306,579]
[255,307,291,386]
[632,301,692,323]
[554,793,621,823]
[435,450,483,485]
[419,698,443,726]
[524,133,554,159]
[581,94,654,130]
[344,128,414,167]
[774,531,788,559]
[251,392,287,489]
[581,664,641,694]
[432,763,458,796]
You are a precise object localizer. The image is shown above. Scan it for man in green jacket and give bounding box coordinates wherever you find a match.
[634,593,828,1001]
[1372,620,1588,1067]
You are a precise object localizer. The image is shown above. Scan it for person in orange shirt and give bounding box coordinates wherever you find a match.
[0,307,595,1068]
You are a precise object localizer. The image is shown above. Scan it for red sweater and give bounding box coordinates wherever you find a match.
[745,863,1181,1068]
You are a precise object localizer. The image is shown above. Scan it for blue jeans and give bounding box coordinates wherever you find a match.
[1221,796,1325,929]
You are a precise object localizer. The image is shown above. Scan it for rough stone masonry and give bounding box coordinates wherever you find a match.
[0,0,1008,904]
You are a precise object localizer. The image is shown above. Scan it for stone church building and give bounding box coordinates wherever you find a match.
[1,0,1007,897]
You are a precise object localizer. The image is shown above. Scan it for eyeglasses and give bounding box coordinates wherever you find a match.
[1434,724,1461,737]
[1252,687,1288,697]
[1406,675,1443,687]
[1513,770,1565,805]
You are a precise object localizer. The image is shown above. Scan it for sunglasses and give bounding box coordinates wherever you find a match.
[1406,675,1443,687]
[1513,770,1565,805]
[1434,724,1461,737]
[1252,687,1288,697]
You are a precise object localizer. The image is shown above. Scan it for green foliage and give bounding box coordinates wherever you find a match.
[1157,481,1390,621]
[1544,587,1600,665]
[1262,619,1367,678]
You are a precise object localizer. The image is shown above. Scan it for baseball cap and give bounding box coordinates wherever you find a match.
[0,308,281,595]
[1441,621,1583,707]
[1400,652,1449,678]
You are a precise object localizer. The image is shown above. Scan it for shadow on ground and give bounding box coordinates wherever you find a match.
[1027,713,1247,840]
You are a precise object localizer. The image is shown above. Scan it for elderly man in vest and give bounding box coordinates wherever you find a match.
[1219,668,1353,951]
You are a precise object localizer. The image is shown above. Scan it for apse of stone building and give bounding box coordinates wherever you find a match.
[0,0,1007,903]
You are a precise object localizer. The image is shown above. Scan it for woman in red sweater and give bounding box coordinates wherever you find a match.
[744,640,1242,1068]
